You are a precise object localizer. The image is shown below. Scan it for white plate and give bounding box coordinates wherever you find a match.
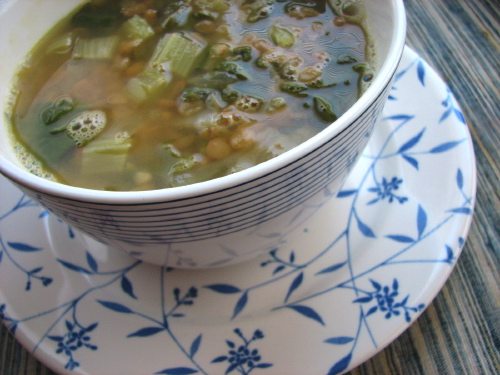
[0,47,475,375]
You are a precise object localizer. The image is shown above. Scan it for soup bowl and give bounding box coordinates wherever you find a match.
[0,0,406,268]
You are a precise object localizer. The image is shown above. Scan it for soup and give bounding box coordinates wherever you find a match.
[8,0,375,191]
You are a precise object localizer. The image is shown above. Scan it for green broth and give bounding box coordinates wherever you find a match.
[9,0,375,191]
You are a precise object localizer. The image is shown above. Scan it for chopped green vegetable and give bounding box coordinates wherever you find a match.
[269,24,295,48]
[169,155,200,174]
[266,97,287,113]
[273,59,299,80]
[221,88,239,103]
[233,46,253,62]
[244,0,275,23]
[163,143,182,158]
[205,92,226,110]
[83,133,132,154]
[337,54,358,64]
[181,87,215,102]
[122,15,155,41]
[313,96,337,123]
[72,36,119,59]
[215,62,249,80]
[202,43,231,71]
[81,150,129,176]
[46,32,73,55]
[194,0,230,13]
[161,4,192,30]
[80,133,131,177]
[151,32,207,78]
[71,3,119,28]
[189,71,239,89]
[127,67,172,102]
[255,56,271,69]
[284,1,324,19]
[235,96,263,113]
[41,96,74,125]
[280,82,308,97]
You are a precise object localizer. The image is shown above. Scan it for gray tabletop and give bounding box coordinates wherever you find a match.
[1,0,499,374]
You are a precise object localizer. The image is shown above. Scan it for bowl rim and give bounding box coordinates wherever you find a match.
[0,0,407,205]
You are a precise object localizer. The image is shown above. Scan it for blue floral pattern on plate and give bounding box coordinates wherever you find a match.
[0,47,475,375]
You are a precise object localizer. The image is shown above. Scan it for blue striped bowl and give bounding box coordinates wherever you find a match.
[0,0,406,268]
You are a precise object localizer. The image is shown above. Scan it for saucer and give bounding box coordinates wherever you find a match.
[0,47,475,375]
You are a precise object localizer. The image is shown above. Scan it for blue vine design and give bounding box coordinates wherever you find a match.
[212,329,273,375]
[0,53,473,374]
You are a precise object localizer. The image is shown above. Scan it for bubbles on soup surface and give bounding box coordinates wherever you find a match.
[13,144,55,180]
[66,110,107,147]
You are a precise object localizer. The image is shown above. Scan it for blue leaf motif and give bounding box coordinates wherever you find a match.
[48,335,64,342]
[285,272,303,303]
[398,129,425,153]
[385,114,414,122]
[356,215,376,238]
[212,356,228,363]
[121,275,137,299]
[155,367,198,375]
[324,337,354,345]
[429,140,464,153]
[370,279,382,291]
[97,300,134,314]
[417,205,427,239]
[448,207,472,215]
[337,189,357,198]
[8,242,42,252]
[446,245,454,262]
[386,235,415,243]
[57,259,92,274]
[255,363,273,369]
[190,334,202,357]
[439,107,452,123]
[0,251,3,264]
[127,326,165,338]
[86,251,98,273]
[366,306,378,316]
[402,154,419,170]
[286,305,325,325]
[205,284,241,294]
[225,363,239,374]
[273,265,285,275]
[316,262,346,275]
[353,296,373,303]
[232,291,248,319]
[417,60,426,86]
[328,353,352,375]
[454,108,466,124]
[457,169,464,190]
[30,267,43,274]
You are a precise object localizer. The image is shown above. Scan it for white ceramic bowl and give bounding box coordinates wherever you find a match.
[0,0,406,268]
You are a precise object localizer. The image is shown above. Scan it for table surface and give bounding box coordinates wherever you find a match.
[1,0,499,374]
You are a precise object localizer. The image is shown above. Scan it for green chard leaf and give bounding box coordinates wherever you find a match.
[269,24,295,49]
[41,97,74,125]
[313,96,337,123]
